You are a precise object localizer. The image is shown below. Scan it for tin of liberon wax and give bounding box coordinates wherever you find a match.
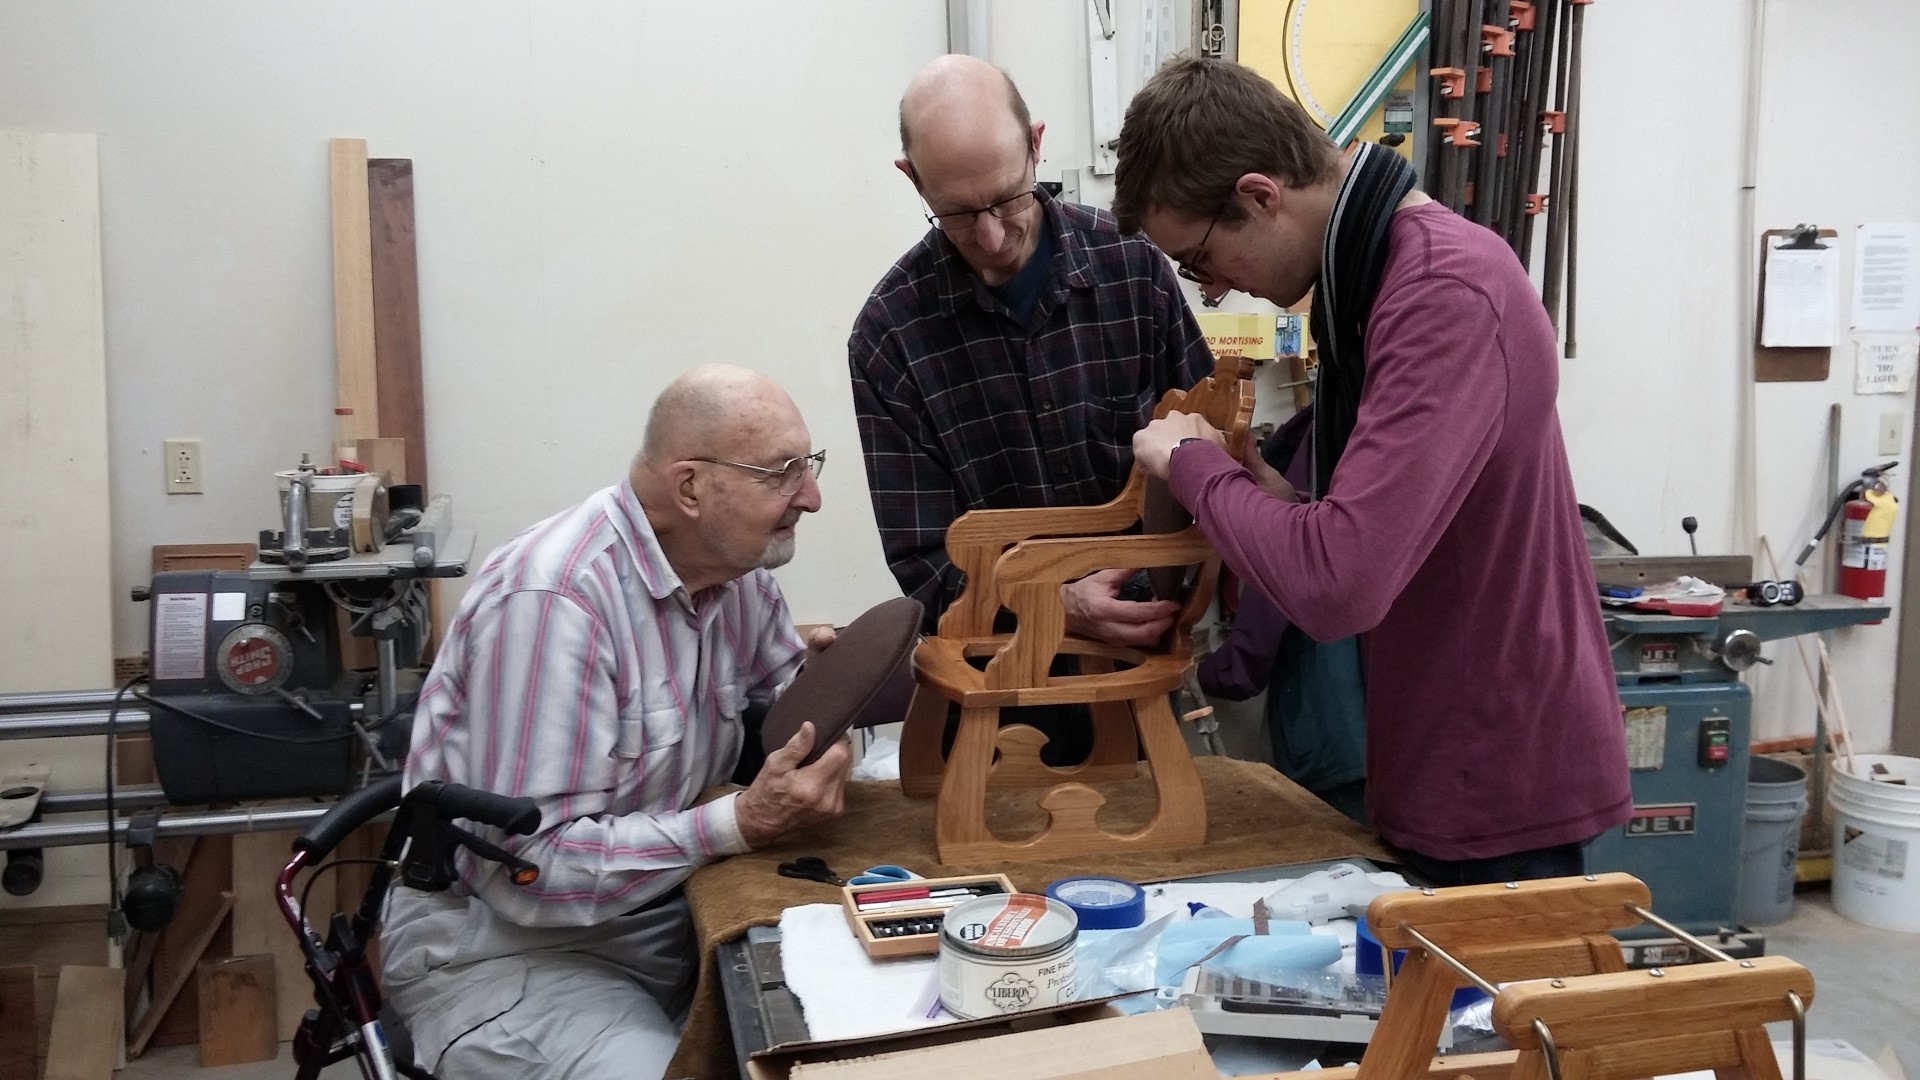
[937,892,1079,1019]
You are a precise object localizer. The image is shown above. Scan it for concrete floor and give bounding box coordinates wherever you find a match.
[123,887,1918,1080]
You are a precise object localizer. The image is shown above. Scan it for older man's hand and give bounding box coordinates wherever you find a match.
[1060,569,1179,648]
[736,721,854,848]
[1132,412,1227,480]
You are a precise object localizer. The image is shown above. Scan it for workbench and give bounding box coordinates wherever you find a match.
[715,857,1493,1079]
[666,757,1387,1080]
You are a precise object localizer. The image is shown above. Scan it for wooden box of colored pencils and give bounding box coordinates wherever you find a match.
[840,874,1016,959]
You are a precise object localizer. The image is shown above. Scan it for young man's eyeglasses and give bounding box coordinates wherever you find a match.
[924,186,1039,233]
[692,450,827,496]
[1174,205,1227,285]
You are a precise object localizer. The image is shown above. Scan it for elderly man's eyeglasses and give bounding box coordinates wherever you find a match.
[692,450,826,496]
[1174,205,1227,285]
[924,187,1039,233]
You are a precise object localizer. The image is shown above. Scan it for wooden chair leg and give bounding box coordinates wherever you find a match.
[1717,1029,1785,1080]
[933,706,1000,858]
[1081,657,1142,775]
[898,686,949,798]
[1356,949,1463,1080]
[1132,693,1205,846]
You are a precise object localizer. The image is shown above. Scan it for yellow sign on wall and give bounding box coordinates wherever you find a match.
[1197,312,1276,360]
[1239,0,1421,158]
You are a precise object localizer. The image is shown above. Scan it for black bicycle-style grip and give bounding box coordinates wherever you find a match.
[433,783,542,837]
[293,775,405,857]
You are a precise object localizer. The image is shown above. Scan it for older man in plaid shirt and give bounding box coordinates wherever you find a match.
[381,365,850,1080]
[850,55,1210,761]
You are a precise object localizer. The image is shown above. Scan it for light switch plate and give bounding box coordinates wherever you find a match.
[1880,413,1904,457]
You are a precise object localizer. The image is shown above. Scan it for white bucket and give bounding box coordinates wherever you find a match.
[1828,754,1920,933]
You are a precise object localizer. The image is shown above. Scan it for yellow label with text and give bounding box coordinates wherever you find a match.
[1197,312,1276,360]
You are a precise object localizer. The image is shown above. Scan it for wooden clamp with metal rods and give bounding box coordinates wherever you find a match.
[1244,874,1812,1080]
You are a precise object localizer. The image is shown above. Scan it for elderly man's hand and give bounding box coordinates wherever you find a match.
[736,721,854,848]
[1060,568,1179,648]
[1132,411,1227,480]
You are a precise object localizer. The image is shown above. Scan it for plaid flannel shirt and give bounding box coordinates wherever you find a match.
[849,192,1211,628]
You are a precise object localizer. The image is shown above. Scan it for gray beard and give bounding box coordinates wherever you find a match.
[760,534,797,569]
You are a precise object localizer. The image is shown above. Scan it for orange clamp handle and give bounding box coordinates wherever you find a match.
[1430,66,1467,99]
[1481,25,1516,57]
[1509,1,1536,31]
[1541,109,1566,134]
[1433,117,1482,148]
[1525,193,1548,215]
[1476,66,1493,93]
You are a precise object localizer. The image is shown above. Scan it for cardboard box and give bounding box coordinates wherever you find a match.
[742,1004,1216,1080]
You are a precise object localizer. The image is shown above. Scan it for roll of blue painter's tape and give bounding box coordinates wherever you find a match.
[1046,876,1146,930]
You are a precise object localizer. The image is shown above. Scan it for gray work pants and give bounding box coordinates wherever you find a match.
[381,889,696,1079]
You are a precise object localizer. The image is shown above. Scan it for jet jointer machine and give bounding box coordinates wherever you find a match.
[1583,554,1888,961]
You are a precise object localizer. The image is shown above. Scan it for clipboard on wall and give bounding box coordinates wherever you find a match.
[1755,225,1839,382]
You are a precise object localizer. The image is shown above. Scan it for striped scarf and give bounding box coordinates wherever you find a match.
[1307,142,1419,497]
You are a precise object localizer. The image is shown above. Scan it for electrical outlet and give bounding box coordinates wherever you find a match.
[1881,413,1905,457]
[164,437,202,494]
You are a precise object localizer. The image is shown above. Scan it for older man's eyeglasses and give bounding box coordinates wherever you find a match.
[924,187,1039,233]
[692,450,826,496]
[1174,204,1227,285]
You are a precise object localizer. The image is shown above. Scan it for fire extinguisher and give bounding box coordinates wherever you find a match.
[1798,461,1899,620]
[1839,482,1897,604]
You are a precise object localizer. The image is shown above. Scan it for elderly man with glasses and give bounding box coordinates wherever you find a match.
[848,54,1211,765]
[380,365,849,1080]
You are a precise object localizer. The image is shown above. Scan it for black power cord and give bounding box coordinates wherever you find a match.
[132,689,358,745]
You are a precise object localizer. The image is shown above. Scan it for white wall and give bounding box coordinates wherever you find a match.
[0,0,945,664]
[1565,0,1920,749]
[1,0,1915,749]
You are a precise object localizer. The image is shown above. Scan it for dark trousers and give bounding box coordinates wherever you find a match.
[1389,837,1592,888]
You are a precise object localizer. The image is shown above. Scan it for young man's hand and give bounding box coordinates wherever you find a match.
[736,722,853,848]
[1132,411,1227,479]
[1060,568,1179,648]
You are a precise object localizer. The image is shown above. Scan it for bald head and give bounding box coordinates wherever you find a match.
[898,54,1032,166]
[639,364,797,469]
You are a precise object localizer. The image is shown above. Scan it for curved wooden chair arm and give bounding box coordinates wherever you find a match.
[994,529,1217,587]
[944,473,1145,549]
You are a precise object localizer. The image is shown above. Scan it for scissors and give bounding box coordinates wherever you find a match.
[776,856,844,886]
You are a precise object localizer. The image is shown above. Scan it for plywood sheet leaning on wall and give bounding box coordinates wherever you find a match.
[0,131,116,911]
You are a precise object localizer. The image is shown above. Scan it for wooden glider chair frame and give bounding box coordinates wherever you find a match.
[898,354,1255,863]
[1259,874,1814,1080]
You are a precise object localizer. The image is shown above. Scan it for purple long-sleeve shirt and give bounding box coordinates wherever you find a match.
[1170,202,1630,860]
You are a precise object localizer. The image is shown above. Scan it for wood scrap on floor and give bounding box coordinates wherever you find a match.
[129,892,232,1056]
[43,966,123,1080]
[0,965,36,1080]
[196,954,278,1067]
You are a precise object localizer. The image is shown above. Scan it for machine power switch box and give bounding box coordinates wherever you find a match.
[1697,716,1732,768]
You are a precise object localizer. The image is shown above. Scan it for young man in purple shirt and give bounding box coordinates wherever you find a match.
[1113,57,1630,886]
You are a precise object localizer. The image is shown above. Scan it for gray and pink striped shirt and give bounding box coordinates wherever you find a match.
[402,479,805,927]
